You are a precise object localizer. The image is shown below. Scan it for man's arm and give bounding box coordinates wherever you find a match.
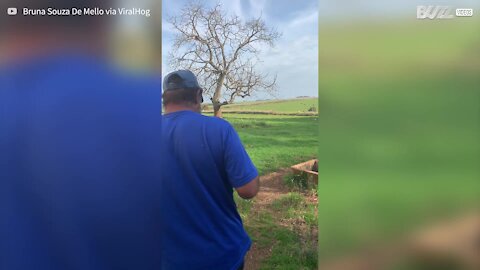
[223,123,259,199]
[236,176,259,199]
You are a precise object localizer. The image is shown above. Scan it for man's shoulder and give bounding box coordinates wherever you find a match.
[176,113,235,138]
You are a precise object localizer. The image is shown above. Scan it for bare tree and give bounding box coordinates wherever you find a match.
[167,2,280,117]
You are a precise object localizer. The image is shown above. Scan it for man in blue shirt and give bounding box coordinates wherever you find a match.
[160,70,259,270]
[1,1,163,269]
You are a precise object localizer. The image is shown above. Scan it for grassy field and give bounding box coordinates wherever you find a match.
[318,18,480,263]
[204,110,318,269]
[227,113,318,269]
[221,98,318,113]
[226,114,318,174]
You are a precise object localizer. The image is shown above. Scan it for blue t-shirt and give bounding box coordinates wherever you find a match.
[0,54,163,270]
[160,111,258,270]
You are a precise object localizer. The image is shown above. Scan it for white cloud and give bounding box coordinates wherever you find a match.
[258,35,318,99]
[229,0,244,19]
[254,7,318,99]
[248,0,268,18]
[288,9,318,28]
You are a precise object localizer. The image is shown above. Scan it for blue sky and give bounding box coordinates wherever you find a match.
[162,0,319,100]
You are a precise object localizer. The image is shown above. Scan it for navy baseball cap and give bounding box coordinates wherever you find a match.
[163,70,201,92]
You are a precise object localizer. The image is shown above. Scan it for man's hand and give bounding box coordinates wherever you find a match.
[236,176,259,199]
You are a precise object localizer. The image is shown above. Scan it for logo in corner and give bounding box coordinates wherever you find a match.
[417,6,454,19]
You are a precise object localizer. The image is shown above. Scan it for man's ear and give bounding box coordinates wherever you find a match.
[198,89,204,103]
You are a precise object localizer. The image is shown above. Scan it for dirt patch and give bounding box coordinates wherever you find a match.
[251,169,291,208]
[244,169,291,270]
[243,168,318,270]
[244,241,275,270]
[319,212,480,270]
[408,213,480,269]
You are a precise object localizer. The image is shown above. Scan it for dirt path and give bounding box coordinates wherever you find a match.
[243,169,291,270]
[243,168,318,270]
[319,212,480,270]
[242,170,479,270]
[244,171,478,270]
[251,169,291,206]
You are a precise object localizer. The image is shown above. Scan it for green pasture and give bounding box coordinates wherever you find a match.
[217,112,318,269]
[222,98,318,113]
[203,112,318,174]
[318,18,480,261]
[225,114,318,174]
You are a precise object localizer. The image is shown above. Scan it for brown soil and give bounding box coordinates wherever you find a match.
[407,213,480,270]
[243,168,318,270]
[243,169,291,270]
[319,212,480,270]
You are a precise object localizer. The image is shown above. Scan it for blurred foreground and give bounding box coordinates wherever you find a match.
[319,17,480,269]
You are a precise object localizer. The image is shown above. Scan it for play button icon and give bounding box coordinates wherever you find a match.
[7,7,18,16]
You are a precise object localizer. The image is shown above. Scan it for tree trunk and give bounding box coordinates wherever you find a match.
[212,73,226,118]
[213,103,223,118]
